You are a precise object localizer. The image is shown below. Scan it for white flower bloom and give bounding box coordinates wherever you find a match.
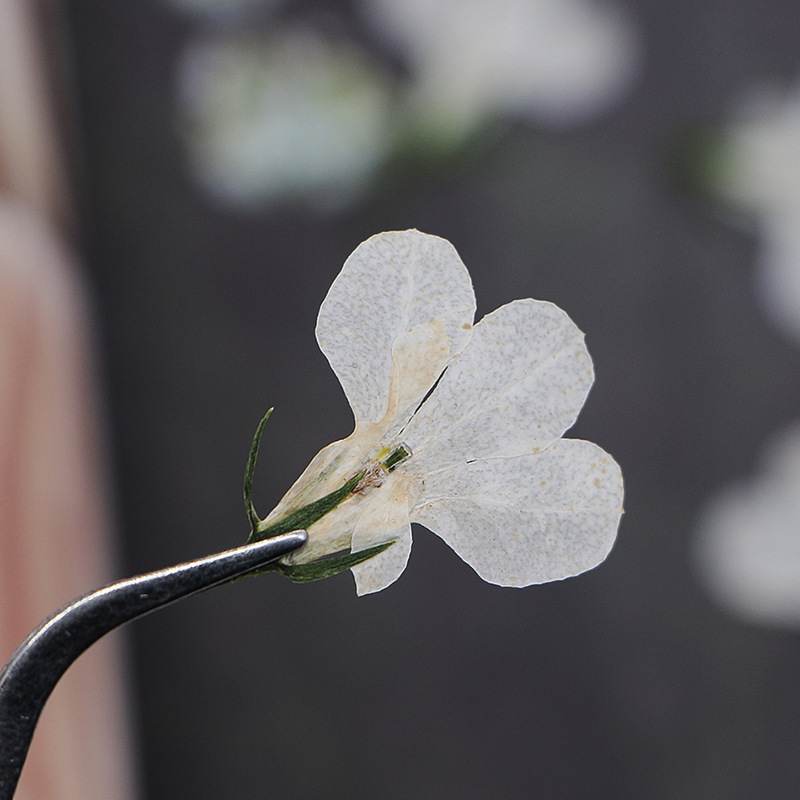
[262,230,623,594]
[176,27,394,209]
[362,0,640,135]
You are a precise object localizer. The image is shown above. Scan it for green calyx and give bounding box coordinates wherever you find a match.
[273,541,394,583]
[243,409,393,582]
[248,470,364,543]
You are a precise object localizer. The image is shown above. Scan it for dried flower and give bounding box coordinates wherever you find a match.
[250,230,623,594]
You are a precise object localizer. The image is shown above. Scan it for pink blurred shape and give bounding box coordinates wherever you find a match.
[1,0,138,796]
[0,201,138,799]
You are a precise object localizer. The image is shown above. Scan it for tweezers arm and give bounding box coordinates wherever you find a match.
[0,530,307,799]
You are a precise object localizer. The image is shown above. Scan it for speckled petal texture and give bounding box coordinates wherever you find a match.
[350,476,414,595]
[402,299,594,474]
[315,230,476,426]
[412,439,623,586]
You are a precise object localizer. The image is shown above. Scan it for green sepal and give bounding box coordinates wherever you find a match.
[248,470,365,544]
[244,408,273,534]
[276,541,395,583]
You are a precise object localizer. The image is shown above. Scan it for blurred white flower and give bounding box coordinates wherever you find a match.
[715,80,800,342]
[176,27,395,209]
[172,1,641,209]
[166,0,279,23]
[695,422,800,628]
[260,230,623,595]
[362,0,640,138]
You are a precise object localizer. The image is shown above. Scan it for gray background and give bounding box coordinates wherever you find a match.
[62,1,800,797]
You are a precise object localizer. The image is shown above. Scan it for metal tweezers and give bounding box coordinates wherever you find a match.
[0,529,307,799]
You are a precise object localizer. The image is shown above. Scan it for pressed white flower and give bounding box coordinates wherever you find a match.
[252,230,623,595]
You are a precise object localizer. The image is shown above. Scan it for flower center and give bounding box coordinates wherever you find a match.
[353,443,412,494]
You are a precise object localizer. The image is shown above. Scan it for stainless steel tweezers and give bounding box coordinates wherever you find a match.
[0,530,307,799]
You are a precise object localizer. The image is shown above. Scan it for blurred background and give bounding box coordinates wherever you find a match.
[4,0,800,797]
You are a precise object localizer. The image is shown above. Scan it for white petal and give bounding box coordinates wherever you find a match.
[316,230,476,426]
[411,439,623,586]
[351,523,412,596]
[350,476,414,595]
[402,299,594,474]
[386,319,451,428]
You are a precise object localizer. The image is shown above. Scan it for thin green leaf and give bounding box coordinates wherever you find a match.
[278,541,395,583]
[244,408,273,534]
[249,470,365,543]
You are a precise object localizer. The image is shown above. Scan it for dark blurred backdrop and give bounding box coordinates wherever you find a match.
[59,1,800,797]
